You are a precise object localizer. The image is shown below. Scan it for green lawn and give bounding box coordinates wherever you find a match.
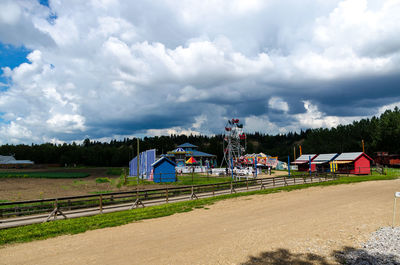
[174,174,232,185]
[0,174,398,246]
[0,172,90,179]
[125,173,232,186]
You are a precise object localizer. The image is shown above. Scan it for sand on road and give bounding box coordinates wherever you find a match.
[1,179,399,265]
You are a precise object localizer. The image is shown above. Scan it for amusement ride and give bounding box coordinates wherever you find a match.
[221,118,246,170]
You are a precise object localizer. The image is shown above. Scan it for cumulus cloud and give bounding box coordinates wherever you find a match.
[0,0,399,143]
[268,97,289,112]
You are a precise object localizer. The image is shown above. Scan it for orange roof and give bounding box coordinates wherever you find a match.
[186,156,197,164]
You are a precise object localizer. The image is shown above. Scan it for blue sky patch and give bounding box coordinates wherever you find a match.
[0,43,31,87]
[39,0,49,7]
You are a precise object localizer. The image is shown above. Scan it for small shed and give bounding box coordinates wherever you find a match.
[292,154,318,172]
[152,157,177,183]
[312,153,339,172]
[333,152,373,175]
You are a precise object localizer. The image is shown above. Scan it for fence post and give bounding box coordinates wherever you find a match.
[293,177,296,184]
[54,199,58,220]
[246,179,248,190]
[273,177,275,187]
[166,188,169,203]
[303,177,306,184]
[212,184,215,196]
[99,195,103,213]
[191,185,198,199]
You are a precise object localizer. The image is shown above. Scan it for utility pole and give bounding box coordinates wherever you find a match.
[293,146,296,161]
[130,137,144,209]
[137,138,140,185]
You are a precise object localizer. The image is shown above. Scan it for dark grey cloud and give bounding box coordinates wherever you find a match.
[0,0,399,143]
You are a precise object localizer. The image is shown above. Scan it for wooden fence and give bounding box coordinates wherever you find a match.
[0,173,337,225]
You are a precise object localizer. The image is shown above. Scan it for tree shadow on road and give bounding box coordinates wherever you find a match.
[241,248,333,265]
[241,247,400,265]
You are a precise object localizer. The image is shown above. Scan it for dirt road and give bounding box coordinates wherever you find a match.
[1,179,399,264]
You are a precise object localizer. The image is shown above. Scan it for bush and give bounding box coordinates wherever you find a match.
[95,177,111,184]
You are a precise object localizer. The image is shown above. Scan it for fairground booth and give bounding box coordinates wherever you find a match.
[292,154,317,171]
[163,143,217,168]
[330,152,373,175]
[152,157,177,183]
[239,153,279,168]
[311,153,339,172]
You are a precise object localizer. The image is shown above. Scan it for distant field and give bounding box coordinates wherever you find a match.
[106,168,126,176]
[0,172,90,179]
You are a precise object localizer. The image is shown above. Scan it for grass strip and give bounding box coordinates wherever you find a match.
[0,174,397,246]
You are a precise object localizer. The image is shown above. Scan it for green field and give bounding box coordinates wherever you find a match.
[0,174,398,246]
[0,172,90,179]
[174,173,232,185]
[125,173,232,186]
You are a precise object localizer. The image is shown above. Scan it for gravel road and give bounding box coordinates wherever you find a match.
[1,179,400,265]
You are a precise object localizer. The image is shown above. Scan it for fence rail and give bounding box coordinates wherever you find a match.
[0,173,338,228]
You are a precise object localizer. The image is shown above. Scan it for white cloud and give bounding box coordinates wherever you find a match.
[268,97,289,112]
[0,1,21,25]
[46,114,86,133]
[294,100,366,129]
[244,115,288,134]
[0,0,399,143]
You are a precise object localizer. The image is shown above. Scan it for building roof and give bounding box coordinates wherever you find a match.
[188,150,216,157]
[0,155,34,164]
[292,154,317,165]
[0,155,16,163]
[335,152,373,161]
[313,153,339,163]
[295,154,317,161]
[177,143,198,148]
[152,157,177,167]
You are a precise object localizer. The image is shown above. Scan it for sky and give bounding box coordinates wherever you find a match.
[0,0,399,144]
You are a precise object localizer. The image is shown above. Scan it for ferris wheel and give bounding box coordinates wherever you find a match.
[221,118,246,169]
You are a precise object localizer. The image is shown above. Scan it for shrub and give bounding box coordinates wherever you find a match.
[95,177,111,184]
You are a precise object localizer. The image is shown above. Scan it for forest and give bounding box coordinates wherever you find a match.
[1,108,400,166]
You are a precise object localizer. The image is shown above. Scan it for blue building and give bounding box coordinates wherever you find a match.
[163,143,217,167]
[152,157,177,183]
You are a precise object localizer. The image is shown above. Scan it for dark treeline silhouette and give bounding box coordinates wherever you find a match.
[1,108,400,166]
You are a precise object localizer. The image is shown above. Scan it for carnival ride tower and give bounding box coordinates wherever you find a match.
[221,118,246,169]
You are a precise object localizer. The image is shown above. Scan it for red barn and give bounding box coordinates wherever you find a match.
[292,154,318,172]
[334,152,373,175]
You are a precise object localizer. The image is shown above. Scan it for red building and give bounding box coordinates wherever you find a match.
[334,152,373,175]
[374,152,400,167]
[292,154,318,172]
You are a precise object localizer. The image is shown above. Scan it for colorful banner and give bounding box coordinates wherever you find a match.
[239,154,279,167]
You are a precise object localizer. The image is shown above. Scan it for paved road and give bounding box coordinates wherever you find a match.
[0,176,333,229]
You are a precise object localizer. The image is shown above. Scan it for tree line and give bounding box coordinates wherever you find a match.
[1,108,400,166]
